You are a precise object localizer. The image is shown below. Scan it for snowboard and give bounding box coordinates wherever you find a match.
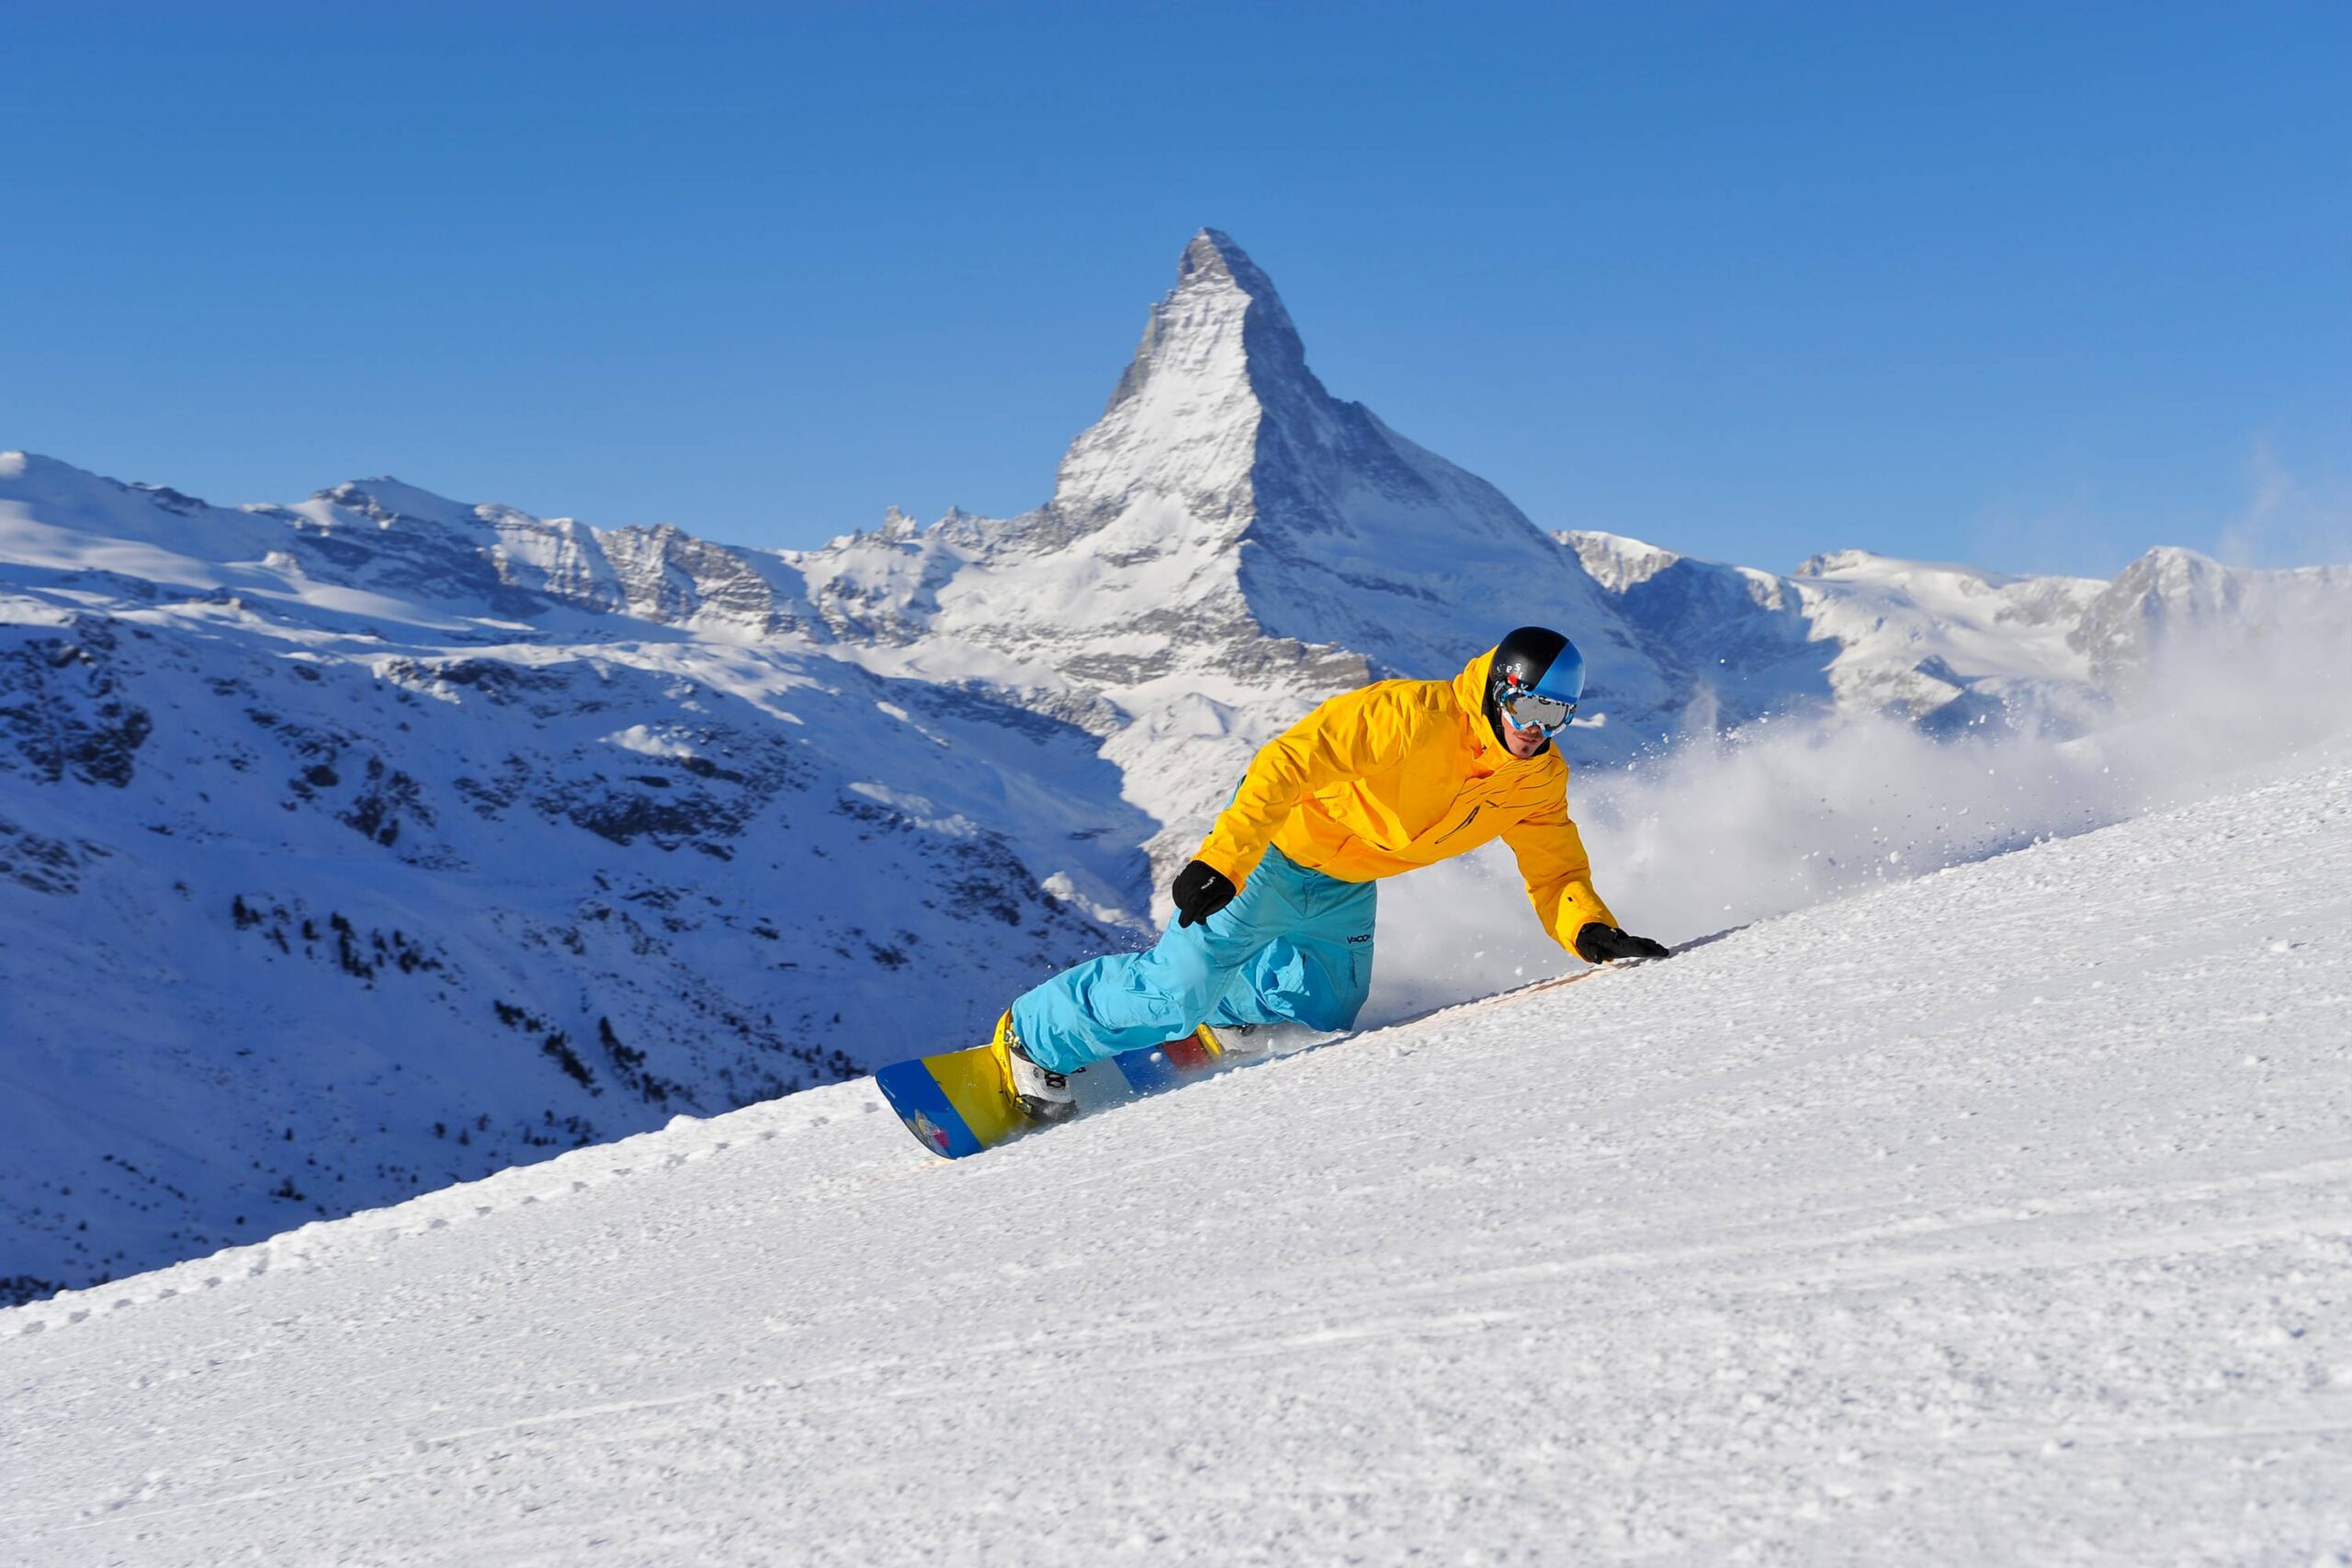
[874,1030,1237,1159]
[875,951,1686,1160]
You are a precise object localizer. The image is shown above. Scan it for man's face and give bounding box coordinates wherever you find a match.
[1499,714,1549,759]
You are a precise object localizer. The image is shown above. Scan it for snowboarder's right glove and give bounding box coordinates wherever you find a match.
[1575,922,1669,964]
[1172,860,1238,929]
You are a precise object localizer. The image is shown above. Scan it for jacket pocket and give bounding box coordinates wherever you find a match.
[1431,803,1484,846]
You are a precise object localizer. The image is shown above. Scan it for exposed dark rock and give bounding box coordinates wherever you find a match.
[0,818,86,894]
[0,621,154,787]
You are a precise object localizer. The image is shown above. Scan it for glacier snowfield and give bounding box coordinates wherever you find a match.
[5,748,2347,1564]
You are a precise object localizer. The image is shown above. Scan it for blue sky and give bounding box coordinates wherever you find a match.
[5,1,2346,576]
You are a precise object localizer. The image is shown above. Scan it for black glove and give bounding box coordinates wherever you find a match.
[1172,860,1238,929]
[1575,922,1669,964]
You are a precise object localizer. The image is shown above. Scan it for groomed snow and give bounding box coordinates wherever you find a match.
[5,750,2349,1563]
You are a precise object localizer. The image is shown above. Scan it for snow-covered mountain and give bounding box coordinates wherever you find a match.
[0,457,1154,1305]
[6,746,2347,1563]
[2071,543,2352,688]
[5,230,2347,1306]
[783,230,1673,874]
[1563,532,2116,736]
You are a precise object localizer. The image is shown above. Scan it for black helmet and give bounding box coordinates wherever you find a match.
[1484,626,1586,751]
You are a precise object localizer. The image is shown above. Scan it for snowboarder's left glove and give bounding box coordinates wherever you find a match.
[1172,860,1238,928]
[1575,922,1669,964]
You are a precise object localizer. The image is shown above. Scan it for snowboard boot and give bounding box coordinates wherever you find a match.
[991,1011,1080,1123]
[1201,1021,1269,1056]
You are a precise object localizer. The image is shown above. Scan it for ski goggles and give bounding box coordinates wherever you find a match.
[1498,687,1577,736]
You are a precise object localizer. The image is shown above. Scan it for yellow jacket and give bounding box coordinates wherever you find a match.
[1193,648,1619,953]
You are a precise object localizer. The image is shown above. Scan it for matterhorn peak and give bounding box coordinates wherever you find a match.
[1047,229,1327,536]
[1177,226,1250,283]
[998,231,1661,700]
[1145,228,1310,388]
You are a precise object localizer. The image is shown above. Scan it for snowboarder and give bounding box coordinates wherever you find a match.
[991,626,1668,1121]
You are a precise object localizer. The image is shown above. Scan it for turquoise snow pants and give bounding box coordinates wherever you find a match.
[1009,846,1377,1075]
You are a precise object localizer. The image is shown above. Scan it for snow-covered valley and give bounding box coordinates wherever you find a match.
[6,744,2348,1563]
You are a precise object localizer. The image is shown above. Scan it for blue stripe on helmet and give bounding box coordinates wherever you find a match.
[1532,638,1585,706]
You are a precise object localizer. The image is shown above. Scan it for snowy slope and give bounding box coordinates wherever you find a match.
[0,457,1152,1304]
[6,746,2347,1564]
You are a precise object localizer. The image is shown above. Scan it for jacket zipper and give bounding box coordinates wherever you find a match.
[1432,803,1483,845]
